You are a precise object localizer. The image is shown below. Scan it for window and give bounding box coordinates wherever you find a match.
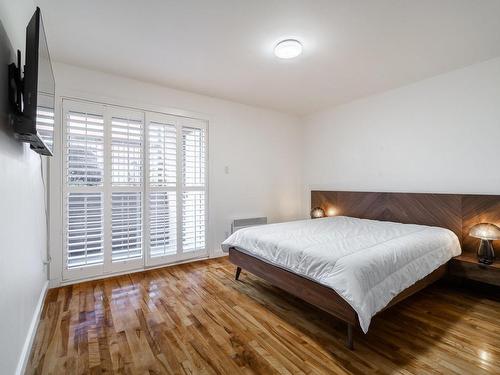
[62,99,208,280]
[144,113,208,266]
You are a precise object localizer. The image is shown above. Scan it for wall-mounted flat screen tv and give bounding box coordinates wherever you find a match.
[13,7,55,156]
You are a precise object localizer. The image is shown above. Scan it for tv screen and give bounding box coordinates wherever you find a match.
[17,7,55,156]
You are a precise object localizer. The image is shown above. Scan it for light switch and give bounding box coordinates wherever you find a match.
[224,165,229,174]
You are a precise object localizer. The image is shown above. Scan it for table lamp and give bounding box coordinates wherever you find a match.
[310,207,325,219]
[469,223,500,264]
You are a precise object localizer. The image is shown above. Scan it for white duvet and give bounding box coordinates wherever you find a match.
[221,216,461,333]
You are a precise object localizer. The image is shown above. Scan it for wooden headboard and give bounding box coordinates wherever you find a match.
[311,191,500,255]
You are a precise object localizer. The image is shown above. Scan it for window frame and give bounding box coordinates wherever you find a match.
[61,98,209,282]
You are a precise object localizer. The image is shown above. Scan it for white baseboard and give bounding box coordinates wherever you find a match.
[15,280,49,375]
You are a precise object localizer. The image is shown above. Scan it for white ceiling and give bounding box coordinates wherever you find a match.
[38,0,500,115]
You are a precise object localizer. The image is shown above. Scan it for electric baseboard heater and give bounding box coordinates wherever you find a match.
[231,217,267,234]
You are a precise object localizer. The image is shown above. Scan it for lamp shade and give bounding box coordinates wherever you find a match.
[469,223,500,240]
[310,207,325,219]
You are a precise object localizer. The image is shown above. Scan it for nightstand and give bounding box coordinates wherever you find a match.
[449,253,500,286]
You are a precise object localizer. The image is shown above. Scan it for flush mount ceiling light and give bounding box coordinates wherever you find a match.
[274,39,302,59]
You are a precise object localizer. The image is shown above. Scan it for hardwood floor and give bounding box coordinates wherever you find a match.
[27,258,499,374]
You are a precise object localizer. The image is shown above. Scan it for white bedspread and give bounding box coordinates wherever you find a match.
[221,216,461,333]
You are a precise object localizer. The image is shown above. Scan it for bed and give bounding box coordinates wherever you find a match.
[221,191,500,349]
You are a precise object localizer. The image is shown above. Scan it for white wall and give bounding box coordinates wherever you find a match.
[302,57,500,213]
[49,62,302,285]
[0,1,49,374]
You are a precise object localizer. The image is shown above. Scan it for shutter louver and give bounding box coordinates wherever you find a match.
[110,112,144,263]
[182,191,205,252]
[66,193,104,268]
[111,117,143,186]
[181,124,206,253]
[36,106,54,151]
[66,111,104,186]
[182,127,205,187]
[111,192,143,261]
[149,121,177,187]
[149,191,177,257]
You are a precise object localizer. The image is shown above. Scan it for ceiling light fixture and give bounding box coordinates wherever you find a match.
[274,39,302,59]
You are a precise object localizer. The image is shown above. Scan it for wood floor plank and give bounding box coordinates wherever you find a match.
[26,258,499,374]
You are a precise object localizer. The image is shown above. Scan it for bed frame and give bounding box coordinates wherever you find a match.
[229,191,500,349]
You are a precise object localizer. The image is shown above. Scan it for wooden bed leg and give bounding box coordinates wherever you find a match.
[346,324,354,350]
[235,267,242,281]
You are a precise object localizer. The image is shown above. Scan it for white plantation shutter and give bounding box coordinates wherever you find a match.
[145,115,207,264]
[149,191,177,256]
[111,192,142,260]
[149,121,177,187]
[36,93,55,152]
[182,126,206,187]
[62,99,208,280]
[64,102,106,277]
[66,110,104,186]
[145,114,180,264]
[182,191,205,251]
[111,116,143,186]
[109,109,144,265]
[66,193,104,267]
[181,121,207,253]
[36,106,54,151]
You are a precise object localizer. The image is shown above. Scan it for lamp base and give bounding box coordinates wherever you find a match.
[477,239,495,265]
